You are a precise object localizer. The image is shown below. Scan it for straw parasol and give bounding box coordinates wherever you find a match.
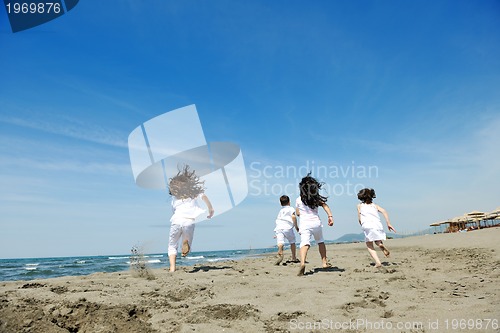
[429,221,448,227]
[465,211,486,229]
[444,216,467,232]
[466,211,485,218]
[430,220,448,233]
[483,212,499,227]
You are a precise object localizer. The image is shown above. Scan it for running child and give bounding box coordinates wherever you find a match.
[168,165,214,272]
[357,188,396,269]
[274,195,299,265]
[296,173,334,276]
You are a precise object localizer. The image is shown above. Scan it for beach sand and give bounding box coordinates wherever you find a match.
[1,228,499,333]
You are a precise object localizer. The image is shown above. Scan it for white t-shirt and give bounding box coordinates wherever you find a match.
[359,203,383,230]
[295,197,322,229]
[170,193,205,225]
[274,206,296,231]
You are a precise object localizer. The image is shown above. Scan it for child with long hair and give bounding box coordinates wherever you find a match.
[296,173,334,276]
[357,188,396,270]
[168,165,214,272]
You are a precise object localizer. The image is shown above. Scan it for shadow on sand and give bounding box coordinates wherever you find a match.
[303,266,345,276]
[188,265,233,273]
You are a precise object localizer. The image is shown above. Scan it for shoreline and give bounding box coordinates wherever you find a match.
[1,228,499,332]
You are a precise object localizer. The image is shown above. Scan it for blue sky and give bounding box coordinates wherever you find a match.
[1,1,499,259]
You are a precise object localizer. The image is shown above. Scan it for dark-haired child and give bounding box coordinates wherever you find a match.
[357,188,396,269]
[296,173,334,276]
[274,195,299,265]
[168,165,214,272]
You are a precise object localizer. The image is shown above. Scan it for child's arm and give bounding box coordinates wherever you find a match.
[357,204,361,225]
[201,194,215,218]
[292,212,299,232]
[377,205,396,233]
[295,207,300,229]
[321,202,334,226]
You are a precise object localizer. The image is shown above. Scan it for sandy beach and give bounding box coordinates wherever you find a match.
[1,228,499,333]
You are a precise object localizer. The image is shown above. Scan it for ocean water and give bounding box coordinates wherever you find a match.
[0,248,276,282]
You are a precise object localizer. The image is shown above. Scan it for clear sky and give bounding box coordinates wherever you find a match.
[1,1,499,259]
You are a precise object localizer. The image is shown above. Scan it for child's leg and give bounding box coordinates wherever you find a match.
[312,226,329,268]
[366,241,382,267]
[181,224,195,257]
[298,229,313,275]
[168,254,177,272]
[298,245,309,275]
[284,229,298,261]
[290,243,297,261]
[277,243,284,256]
[318,242,329,267]
[375,240,390,257]
[275,244,284,265]
[168,224,182,272]
[275,231,285,265]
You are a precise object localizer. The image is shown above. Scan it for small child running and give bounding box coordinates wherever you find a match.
[274,195,299,265]
[357,188,396,270]
[168,165,214,272]
[296,173,334,276]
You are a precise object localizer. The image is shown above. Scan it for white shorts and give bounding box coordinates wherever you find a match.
[275,228,296,246]
[363,227,386,242]
[168,223,195,256]
[299,225,324,248]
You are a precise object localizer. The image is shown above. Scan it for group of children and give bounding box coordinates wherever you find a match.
[166,166,396,275]
[274,175,396,275]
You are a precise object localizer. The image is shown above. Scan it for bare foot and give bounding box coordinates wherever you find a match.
[376,266,389,273]
[275,254,284,265]
[379,244,391,257]
[380,245,390,257]
[297,265,306,276]
[322,262,332,268]
[181,240,190,257]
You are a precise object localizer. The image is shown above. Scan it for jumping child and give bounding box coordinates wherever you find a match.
[168,165,214,272]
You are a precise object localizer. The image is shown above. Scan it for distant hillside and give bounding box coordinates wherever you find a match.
[329,229,433,244]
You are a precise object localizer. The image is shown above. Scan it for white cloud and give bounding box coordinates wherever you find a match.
[0,115,128,148]
[0,156,130,175]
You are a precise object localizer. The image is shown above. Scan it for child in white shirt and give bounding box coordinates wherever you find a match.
[357,188,396,270]
[274,195,299,265]
[296,173,334,276]
[168,166,214,272]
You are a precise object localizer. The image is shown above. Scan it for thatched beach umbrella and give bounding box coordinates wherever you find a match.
[490,207,500,216]
[483,212,499,227]
[465,211,486,229]
[494,215,500,227]
[430,220,448,233]
[466,211,485,217]
[446,216,466,232]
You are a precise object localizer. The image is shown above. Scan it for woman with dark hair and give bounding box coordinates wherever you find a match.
[357,188,396,270]
[168,165,214,272]
[295,173,334,276]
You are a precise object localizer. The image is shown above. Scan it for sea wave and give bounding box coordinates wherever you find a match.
[127,259,162,265]
[185,256,204,260]
[108,256,129,260]
[207,257,231,262]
